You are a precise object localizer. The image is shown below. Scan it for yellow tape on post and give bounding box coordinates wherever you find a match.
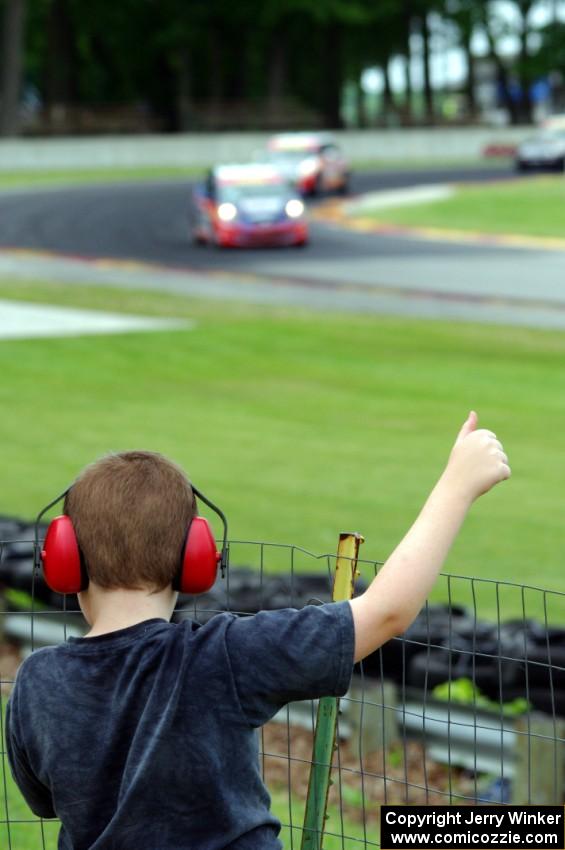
[332,531,364,602]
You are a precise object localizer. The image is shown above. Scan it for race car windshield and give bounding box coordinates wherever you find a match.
[528,131,565,142]
[269,150,318,162]
[217,183,286,202]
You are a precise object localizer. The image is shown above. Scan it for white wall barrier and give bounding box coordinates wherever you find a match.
[0,127,531,172]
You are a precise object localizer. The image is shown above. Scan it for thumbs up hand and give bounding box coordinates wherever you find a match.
[442,411,511,504]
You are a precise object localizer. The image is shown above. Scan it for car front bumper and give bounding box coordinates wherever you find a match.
[517,155,564,169]
[215,220,308,247]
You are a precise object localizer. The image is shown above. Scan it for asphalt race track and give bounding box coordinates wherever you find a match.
[0,166,516,267]
[1,167,565,329]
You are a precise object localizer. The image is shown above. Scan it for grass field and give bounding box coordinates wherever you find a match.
[0,158,506,191]
[1,273,564,848]
[357,174,565,239]
[0,277,564,623]
[0,166,205,189]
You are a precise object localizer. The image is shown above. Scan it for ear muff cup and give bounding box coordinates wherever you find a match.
[41,515,85,594]
[41,514,221,596]
[175,516,221,595]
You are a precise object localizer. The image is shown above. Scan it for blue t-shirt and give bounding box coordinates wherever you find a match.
[6,601,355,850]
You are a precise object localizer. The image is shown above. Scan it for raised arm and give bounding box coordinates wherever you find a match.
[349,411,511,662]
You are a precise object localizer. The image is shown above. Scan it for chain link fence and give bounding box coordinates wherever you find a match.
[1,524,565,849]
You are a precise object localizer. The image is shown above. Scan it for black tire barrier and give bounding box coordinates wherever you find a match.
[408,651,524,700]
[0,517,65,610]
[174,567,350,623]
[407,651,565,716]
[359,604,471,681]
[2,515,565,716]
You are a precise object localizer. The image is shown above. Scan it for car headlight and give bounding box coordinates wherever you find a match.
[285,199,305,218]
[298,157,319,177]
[217,202,237,222]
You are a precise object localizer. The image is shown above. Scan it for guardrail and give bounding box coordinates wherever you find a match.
[0,127,531,172]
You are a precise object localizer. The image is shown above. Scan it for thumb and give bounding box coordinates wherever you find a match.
[454,410,478,445]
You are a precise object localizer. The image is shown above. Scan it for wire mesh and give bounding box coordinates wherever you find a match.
[1,528,565,850]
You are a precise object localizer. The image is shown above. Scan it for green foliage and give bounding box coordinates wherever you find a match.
[387,745,404,769]
[2,588,36,610]
[13,0,565,130]
[530,21,565,78]
[17,0,563,129]
[433,678,530,716]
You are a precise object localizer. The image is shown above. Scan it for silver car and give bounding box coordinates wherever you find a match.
[515,130,565,171]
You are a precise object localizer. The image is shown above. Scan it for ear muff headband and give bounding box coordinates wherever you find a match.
[171,485,229,595]
[190,485,228,576]
[36,483,229,596]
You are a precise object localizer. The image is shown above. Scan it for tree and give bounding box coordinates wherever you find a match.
[474,0,540,125]
[514,0,536,123]
[0,0,27,136]
[446,0,481,120]
[18,0,557,133]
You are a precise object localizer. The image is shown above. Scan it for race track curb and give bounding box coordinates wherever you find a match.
[312,197,565,253]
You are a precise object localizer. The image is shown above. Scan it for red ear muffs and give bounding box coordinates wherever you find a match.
[175,516,221,595]
[41,514,221,596]
[41,515,85,594]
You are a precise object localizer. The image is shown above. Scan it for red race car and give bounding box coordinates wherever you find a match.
[191,164,309,248]
[264,132,350,196]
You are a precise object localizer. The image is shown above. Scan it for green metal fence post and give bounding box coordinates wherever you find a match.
[300,532,364,850]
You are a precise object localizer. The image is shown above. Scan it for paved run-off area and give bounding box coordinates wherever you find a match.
[0,297,189,339]
[2,239,565,331]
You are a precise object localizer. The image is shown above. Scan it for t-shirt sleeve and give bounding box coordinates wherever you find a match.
[225,600,355,726]
[5,692,56,819]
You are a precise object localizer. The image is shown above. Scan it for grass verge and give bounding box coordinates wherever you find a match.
[0,158,506,191]
[0,278,564,622]
[0,166,205,189]
[356,174,565,239]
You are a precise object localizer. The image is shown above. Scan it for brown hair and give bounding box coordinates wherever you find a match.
[64,451,195,590]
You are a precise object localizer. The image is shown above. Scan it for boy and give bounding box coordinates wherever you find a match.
[6,411,510,849]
